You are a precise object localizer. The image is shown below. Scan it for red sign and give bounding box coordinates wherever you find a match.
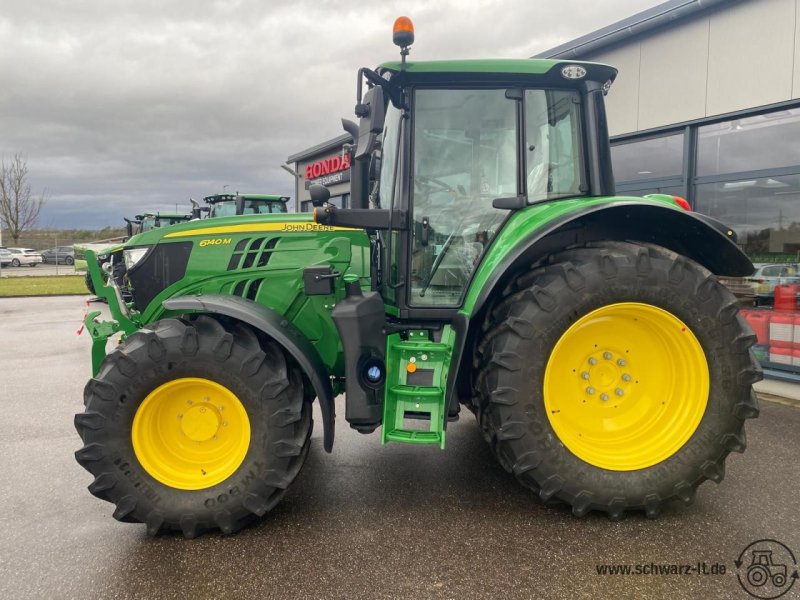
[305,153,351,180]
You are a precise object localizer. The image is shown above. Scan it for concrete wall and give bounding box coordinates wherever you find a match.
[584,0,800,136]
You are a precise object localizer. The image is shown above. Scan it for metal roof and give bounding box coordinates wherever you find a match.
[536,0,738,59]
[287,133,352,164]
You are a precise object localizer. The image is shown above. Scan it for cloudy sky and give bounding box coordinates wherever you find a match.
[0,0,660,228]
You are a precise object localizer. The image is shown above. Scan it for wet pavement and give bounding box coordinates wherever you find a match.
[1,295,798,600]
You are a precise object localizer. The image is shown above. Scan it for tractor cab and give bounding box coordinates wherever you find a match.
[204,193,289,218]
[310,18,621,443]
[314,22,617,318]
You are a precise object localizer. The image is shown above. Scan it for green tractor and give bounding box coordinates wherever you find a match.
[203,193,289,218]
[76,19,760,538]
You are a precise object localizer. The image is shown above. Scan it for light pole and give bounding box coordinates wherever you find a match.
[280,165,303,212]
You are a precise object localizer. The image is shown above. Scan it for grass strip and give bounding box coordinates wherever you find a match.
[0,275,88,297]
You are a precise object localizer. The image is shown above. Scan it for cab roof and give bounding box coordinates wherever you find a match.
[136,212,191,219]
[203,194,289,204]
[378,58,617,85]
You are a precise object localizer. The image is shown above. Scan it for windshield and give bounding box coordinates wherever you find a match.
[240,200,286,215]
[140,216,157,231]
[210,201,237,218]
[409,87,583,306]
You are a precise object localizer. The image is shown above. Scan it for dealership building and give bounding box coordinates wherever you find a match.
[286,0,800,377]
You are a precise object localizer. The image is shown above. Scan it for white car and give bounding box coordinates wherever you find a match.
[7,247,43,267]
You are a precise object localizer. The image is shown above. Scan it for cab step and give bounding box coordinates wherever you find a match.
[380,329,455,449]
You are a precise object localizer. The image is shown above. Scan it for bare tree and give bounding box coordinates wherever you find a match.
[0,154,46,244]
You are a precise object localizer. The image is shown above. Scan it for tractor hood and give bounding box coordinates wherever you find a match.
[123,212,325,247]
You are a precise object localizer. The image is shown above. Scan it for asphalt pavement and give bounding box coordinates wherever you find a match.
[1,295,798,600]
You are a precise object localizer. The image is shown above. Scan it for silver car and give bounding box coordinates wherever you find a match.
[6,247,43,267]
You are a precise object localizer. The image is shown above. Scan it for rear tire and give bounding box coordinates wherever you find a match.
[65,256,74,265]
[75,315,312,537]
[11,259,19,267]
[474,241,761,519]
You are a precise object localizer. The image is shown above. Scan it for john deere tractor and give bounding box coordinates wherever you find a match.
[76,18,760,537]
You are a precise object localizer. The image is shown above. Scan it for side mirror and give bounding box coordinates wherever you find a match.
[309,184,331,208]
[355,86,385,160]
[235,195,245,215]
[124,219,134,238]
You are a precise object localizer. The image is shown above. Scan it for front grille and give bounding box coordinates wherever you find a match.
[128,242,192,311]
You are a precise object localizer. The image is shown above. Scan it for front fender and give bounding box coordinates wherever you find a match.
[162,294,336,452]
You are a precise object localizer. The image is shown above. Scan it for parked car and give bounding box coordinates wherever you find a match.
[0,248,13,267]
[40,246,75,265]
[746,263,800,305]
[6,247,43,267]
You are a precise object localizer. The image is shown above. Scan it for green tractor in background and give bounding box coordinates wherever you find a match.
[76,18,760,538]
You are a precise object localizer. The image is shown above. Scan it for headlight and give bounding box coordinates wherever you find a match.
[124,246,151,270]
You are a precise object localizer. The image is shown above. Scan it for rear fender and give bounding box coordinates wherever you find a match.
[468,202,752,318]
[162,294,336,452]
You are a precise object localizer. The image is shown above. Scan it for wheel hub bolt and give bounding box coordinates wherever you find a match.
[617,358,626,366]
[615,388,624,396]
[581,371,590,380]
[600,393,609,401]
[586,387,595,395]
[622,374,631,382]
[603,352,612,360]
[589,357,598,365]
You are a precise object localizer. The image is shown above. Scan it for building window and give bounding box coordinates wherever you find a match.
[697,108,800,176]
[300,200,312,212]
[611,132,684,182]
[695,175,800,259]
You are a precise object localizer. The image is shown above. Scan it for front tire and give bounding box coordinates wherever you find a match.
[65,256,74,265]
[474,242,761,519]
[75,315,312,537]
[11,259,19,267]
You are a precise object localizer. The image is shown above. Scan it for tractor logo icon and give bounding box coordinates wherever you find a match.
[748,550,787,588]
[736,539,798,599]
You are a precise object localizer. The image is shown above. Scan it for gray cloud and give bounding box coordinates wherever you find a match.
[0,0,659,228]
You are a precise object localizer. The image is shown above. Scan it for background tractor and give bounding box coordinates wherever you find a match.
[76,18,761,538]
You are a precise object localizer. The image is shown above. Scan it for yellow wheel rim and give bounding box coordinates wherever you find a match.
[132,377,251,490]
[543,302,709,471]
